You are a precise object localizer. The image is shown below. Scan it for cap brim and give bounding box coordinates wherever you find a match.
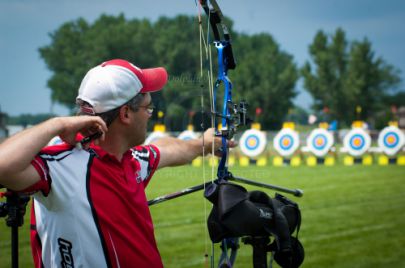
[140,67,168,93]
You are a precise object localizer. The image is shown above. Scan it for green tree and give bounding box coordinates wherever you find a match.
[40,14,298,130]
[301,28,401,127]
[232,33,298,129]
[40,14,157,112]
[373,91,405,129]
[285,106,310,126]
[152,16,201,130]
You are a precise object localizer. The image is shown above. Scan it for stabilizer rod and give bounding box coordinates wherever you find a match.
[148,176,303,206]
[148,181,212,206]
[229,175,303,197]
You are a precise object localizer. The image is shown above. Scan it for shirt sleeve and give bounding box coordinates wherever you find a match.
[24,143,75,196]
[23,155,51,196]
[131,144,160,187]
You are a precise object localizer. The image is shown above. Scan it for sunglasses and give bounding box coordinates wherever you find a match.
[138,103,155,114]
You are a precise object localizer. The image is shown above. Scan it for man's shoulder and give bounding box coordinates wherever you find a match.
[131,145,159,160]
[38,144,78,159]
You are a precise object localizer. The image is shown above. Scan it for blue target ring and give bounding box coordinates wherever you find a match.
[279,135,294,150]
[312,134,327,150]
[383,132,399,148]
[349,134,365,150]
[245,135,259,150]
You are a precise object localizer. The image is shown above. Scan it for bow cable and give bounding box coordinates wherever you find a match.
[196,1,217,266]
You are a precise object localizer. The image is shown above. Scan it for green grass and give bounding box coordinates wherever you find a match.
[1,165,405,267]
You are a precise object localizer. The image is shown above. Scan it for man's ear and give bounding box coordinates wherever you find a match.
[119,105,132,124]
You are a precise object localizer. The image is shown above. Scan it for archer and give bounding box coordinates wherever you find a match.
[0,59,235,268]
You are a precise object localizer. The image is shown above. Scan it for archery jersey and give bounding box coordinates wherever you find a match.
[28,143,162,268]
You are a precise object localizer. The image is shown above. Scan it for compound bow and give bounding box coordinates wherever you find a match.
[148,1,303,267]
[148,0,302,205]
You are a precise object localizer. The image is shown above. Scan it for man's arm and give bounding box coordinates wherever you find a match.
[0,116,107,191]
[153,128,236,169]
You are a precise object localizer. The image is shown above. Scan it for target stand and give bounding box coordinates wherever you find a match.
[305,155,336,166]
[239,129,268,166]
[377,155,405,165]
[341,127,372,166]
[376,125,405,166]
[272,128,301,167]
[304,127,335,166]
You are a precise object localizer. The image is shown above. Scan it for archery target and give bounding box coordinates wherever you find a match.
[239,129,267,157]
[343,128,371,157]
[273,128,300,157]
[306,128,334,157]
[144,131,168,145]
[177,130,198,141]
[378,126,405,156]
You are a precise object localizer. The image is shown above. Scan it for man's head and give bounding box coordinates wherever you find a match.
[76,59,167,114]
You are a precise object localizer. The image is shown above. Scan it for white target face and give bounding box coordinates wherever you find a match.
[378,126,405,156]
[273,128,300,157]
[343,128,371,157]
[177,130,198,141]
[239,129,267,157]
[306,128,334,157]
[144,131,168,145]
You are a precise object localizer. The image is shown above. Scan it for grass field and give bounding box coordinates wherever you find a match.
[1,164,404,267]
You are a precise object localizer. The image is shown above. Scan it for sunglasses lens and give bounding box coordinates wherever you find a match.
[147,104,155,114]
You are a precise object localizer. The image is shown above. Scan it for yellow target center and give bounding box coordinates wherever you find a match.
[316,138,324,146]
[247,138,257,147]
[353,138,361,146]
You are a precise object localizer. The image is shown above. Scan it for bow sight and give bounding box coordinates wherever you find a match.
[212,100,251,140]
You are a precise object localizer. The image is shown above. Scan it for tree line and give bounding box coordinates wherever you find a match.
[19,14,403,130]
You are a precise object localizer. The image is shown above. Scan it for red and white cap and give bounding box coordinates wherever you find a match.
[76,59,168,113]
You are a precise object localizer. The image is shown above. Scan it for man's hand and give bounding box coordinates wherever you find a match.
[154,128,238,169]
[0,115,107,190]
[58,116,108,146]
[202,128,237,156]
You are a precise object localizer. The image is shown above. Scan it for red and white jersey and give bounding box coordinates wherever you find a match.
[28,143,162,268]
